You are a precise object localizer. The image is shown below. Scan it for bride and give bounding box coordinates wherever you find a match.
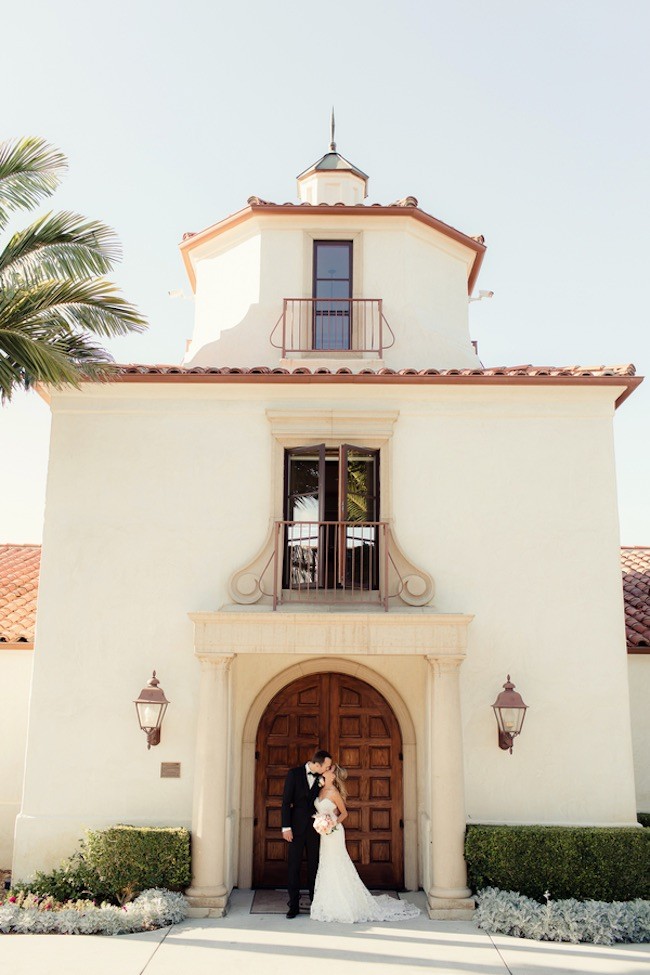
[310,764,420,923]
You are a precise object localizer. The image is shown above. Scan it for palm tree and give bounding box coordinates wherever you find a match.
[0,137,146,400]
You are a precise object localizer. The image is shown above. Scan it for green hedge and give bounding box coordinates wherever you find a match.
[465,825,650,902]
[18,826,191,905]
[638,813,650,828]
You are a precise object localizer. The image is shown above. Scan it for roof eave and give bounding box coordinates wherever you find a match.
[179,203,486,294]
[90,370,642,409]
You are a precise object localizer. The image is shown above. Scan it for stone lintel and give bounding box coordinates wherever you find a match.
[189,608,473,657]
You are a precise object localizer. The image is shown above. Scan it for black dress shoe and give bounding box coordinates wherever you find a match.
[286,907,299,918]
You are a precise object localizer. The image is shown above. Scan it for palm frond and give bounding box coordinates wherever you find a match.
[346,494,369,521]
[0,279,147,338]
[0,137,66,231]
[0,138,148,398]
[0,211,121,285]
[0,317,118,400]
[346,464,371,521]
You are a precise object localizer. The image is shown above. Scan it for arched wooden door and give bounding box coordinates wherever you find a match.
[253,672,404,889]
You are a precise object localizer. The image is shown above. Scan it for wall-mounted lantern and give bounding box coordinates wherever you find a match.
[134,671,169,749]
[492,675,528,754]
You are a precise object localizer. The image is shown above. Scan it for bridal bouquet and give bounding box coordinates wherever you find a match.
[312,814,338,836]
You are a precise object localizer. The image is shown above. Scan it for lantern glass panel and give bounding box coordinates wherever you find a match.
[137,701,163,730]
[500,706,524,735]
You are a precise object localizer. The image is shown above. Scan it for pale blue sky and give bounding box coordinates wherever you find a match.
[1,0,648,543]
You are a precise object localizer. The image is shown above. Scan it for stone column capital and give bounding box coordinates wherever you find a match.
[196,652,235,670]
[425,654,465,676]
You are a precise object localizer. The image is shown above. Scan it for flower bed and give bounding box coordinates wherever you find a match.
[0,888,187,935]
[475,887,650,945]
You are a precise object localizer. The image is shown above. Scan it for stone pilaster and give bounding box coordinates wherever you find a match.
[185,653,234,917]
[425,654,475,919]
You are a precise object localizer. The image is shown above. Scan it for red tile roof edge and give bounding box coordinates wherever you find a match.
[0,544,41,644]
[93,364,639,408]
[112,364,637,378]
[621,547,650,653]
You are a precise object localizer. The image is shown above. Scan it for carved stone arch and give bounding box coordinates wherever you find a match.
[238,657,418,890]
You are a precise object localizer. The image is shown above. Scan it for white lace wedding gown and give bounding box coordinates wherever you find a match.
[310,797,421,923]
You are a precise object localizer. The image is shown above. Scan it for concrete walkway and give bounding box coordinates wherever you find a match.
[1,890,649,975]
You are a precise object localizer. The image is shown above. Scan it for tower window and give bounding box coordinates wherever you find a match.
[312,241,352,350]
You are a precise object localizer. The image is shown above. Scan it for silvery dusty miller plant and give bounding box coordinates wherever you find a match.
[0,888,187,936]
[475,887,650,945]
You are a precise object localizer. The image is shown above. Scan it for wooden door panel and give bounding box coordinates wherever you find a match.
[369,745,391,767]
[269,714,289,735]
[369,715,389,736]
[340,746,362,768]
[254,672,403,889]
[370,777,391,799]
[267,775,285,798]
[370,808,391,830]
[266,807,282,829]
[340,716,362,737]
[268,745,289,765]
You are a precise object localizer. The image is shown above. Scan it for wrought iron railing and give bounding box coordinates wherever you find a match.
[271,520,387,609]
[237,521,398,609]
[270,298,395,357]
[229,519,435,611]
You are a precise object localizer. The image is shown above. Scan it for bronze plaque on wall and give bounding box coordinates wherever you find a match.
[160,762,181,778]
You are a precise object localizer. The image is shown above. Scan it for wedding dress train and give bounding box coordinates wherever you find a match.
[310,797,421,923]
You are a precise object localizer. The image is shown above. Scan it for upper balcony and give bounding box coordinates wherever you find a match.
[270,298,395,359]
[229,518,435,612]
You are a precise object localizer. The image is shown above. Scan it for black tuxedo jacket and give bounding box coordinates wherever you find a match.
[281,766,320,835]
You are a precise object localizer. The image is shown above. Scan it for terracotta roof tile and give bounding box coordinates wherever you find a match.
[115,363,637,378]
[0,545,41,643]
[621,548,650,651]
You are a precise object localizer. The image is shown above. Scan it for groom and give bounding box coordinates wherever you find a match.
[281,748,333,918]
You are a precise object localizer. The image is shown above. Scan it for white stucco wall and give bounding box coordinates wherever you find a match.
[183,214,479,370]
[12,380,637,883]
[628,655,650,812]
[0,649,32,867]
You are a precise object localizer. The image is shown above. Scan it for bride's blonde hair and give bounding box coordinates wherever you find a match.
[330,763,348,801]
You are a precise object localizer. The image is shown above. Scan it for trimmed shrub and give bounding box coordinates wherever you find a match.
[84,827,191,904]
[465,825,650,902]
[638,813,650,828]
[16,826,191,906]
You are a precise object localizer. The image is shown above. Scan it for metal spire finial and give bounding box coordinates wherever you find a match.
[329,106,336,152]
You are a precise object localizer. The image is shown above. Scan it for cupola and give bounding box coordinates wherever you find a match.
[297,110,368,205]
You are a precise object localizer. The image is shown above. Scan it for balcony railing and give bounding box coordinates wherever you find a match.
[270,298,395,358]
[229,519,435,610]
[272,520,387,609]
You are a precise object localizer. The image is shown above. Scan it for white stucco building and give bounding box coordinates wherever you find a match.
[4,136,647,918]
